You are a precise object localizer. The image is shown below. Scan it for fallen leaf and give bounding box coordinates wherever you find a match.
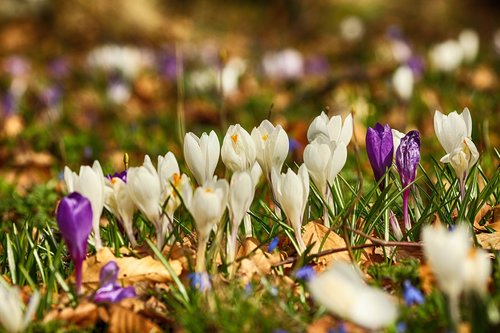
[473,204,493,231]
[82,247,183,288]
[235,238,282,284]
[302,221,350,270]
[44,302,98,328]
[307,315,367,333]
[477,232,500,250]
[108,304,162,333]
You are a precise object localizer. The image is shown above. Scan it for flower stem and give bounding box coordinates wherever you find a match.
[403,189,411,231]
[196,235,209,273]
[75,261,83,295]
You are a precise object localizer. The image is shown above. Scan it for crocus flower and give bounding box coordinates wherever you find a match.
[267,236,279,253]
[94,261,136,303]
[458,29,479,63]
[64,161,105,250]
[262,48,304,80]
[422,223,491,324]
[184,131,220,186]
[104,170,137,246]
[188,272,211,292]
[221,124,257,172]
[403,280,425,306]
[395,130,420,230]
[429,40,464,72]
[294,265,316,281]
[189,178,229,273]
[434,108,478,199]
[308,262,398,330]
[251,120,289,181]
[366,124,394,187]
[227,170,255,264]
[56,192,93,294]
[272,164,309,254]
[306,112,353,146]
[0,285,40,333]
[392,65,414,101]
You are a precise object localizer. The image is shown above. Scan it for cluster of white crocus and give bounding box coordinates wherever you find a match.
[308,262,398,330]
[422,223,491,324]
[429,29,479,72]
[434,108,479,199]
[0,284,40,333]
[303,112,352,226]
[64,161,105,249]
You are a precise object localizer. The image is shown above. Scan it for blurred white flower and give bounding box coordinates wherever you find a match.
[308,262,398,330]
[464,248,492,295]
[458,29,479,63]
[222,57,246,96]
[184,131,220,186]
[339,16,365,42]
[87,45,154,79]
[392,65,414,100]
[221,124,257,172]
[262,48,304,80]
[64,160,105,250]
[0,285,39,333]
[272,164,309,253]
[429,40,464,72]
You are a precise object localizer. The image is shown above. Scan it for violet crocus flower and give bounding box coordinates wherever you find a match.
[188,272,211,292]
[395,131,420,230]
[94,261,136,303]
[294,265,316,281]
[106,170,128,183]
[402,280,425,306]
[366,124,394,188]
[56,192,93,294]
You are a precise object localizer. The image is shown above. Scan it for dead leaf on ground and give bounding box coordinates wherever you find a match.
[473,204,493,231]
[418,262,435,295]
[477,232,500,250]
[307,315,367,333]
[236,237,282,284]
[44,302,99,328]
[82,247,183,288]
[108,304,162,333]
[302,221,350,270]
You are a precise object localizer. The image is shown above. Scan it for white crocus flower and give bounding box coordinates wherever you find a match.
[429,40,464,72]
[189,178,229,272]
[104,175,137,246]
[308,262,398,330]
[458,29,479,63]
[251,120,289,181]
[64,160,105,250]
[221,124,257,172]
[0,285,40,333]
[307,112,353,146]
[184,131,220,186]
[421,223,491,324]
[227,171,255,264]
[243,162,262,237]
[391,128,406,155]
[392,65,414,100]
[434,108,472,155]
[272,164,309,253]
[440,138,479,184]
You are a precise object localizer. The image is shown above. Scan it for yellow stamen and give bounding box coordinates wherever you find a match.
[231,134,238,144]
[262,134,269,141]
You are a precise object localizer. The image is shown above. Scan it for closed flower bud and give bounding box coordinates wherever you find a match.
[184,131,220,186]
[221,124,257,172]
[251,120,289,179]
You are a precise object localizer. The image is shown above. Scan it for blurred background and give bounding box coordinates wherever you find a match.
[0,0,499,191]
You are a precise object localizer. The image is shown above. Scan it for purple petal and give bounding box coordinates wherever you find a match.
[99,261,120,288]
[56,192,93,292]
[396,130,420,188]
[294,265,316,281]
[366,123,394,186]
[267,237,279,253]
[403,280,425,306]
[106,170,128,183]
[188,272,211,292]
[94,286,136,303]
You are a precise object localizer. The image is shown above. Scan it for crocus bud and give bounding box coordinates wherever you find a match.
[308,262,398,330]
[366,123,394,187]
[0,285,40,333]
[395,130,420,230]
[221,124,257,172]
[458,29,479,63]
[251,120,289,180]
[227,171,255,263]
[190,178,229,272]
[94,261,136,303]
[272,164,309,253]
[64,160,105,250]
[392,65,414,100]
[307,112,353,146]
[57,192,93,294]
[104,171,137,246]
[184,131,220,186]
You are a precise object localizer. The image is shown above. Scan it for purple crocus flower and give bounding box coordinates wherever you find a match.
[396,130,420,230]
[402,280,424,306]
[56,192,93,294]
[94,261,136,303]
[366,123,394,188]
[188,272,211,292]
[267,236,279,253]
[106,170,128,183]
[294,265,316,281]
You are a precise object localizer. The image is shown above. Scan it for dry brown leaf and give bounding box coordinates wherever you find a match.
[307,315,367,333]
[418,262,435,295]
[108,304,162,333]
[44,302,98,328]
[235,238,282,284]
[477,232,500,250]
[473,204,493,231]
[302,221,350,270]
[82,247,182,288]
